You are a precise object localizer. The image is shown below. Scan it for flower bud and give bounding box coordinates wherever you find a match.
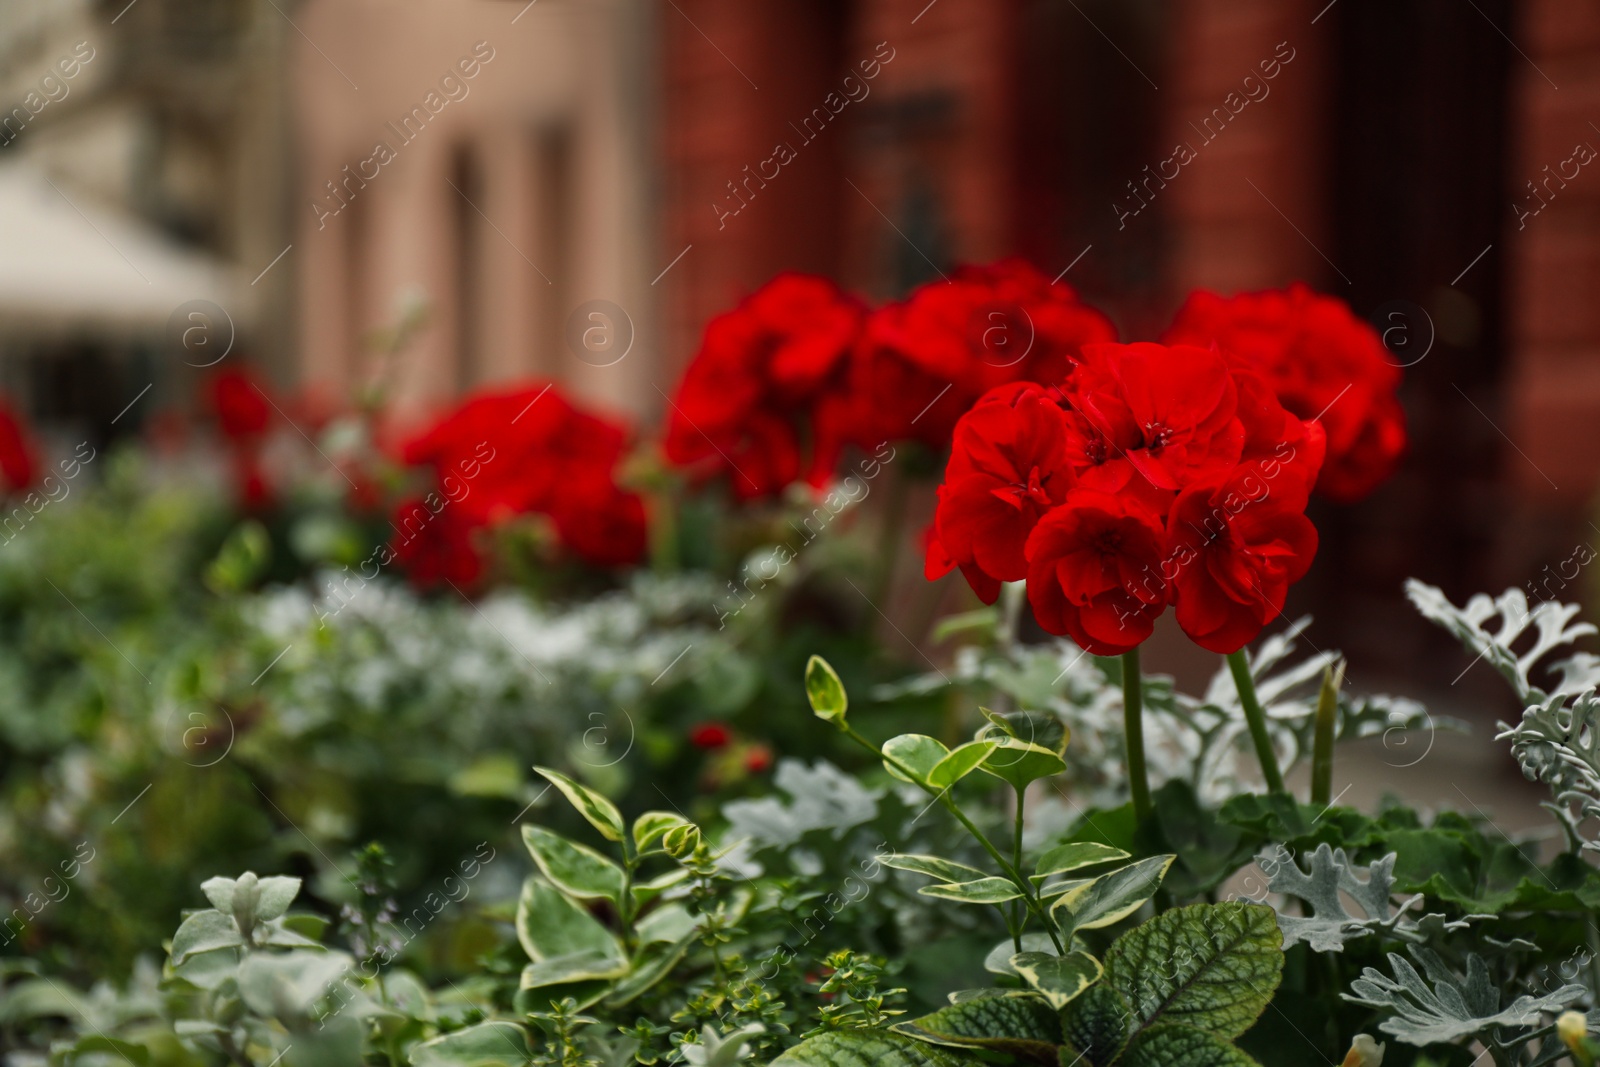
[1559,1010,1590,1052]
[1341,1034,1384,1067]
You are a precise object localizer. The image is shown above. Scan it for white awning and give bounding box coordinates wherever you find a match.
[0,163,249,337]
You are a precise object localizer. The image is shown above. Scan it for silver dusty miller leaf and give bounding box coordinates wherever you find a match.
[1344,948,1584,1049]
[1497,688,1600,852]
[1407,579,1600,704]
[1264,843,1477,951]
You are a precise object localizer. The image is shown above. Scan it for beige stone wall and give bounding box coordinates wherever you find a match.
[292,0,656,421]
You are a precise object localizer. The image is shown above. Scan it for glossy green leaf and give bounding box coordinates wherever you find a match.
[1104,901,1283,1041]
[521,824,624,901]
[519,948,630,989]
[919,877,1024,904]
[927,741,1001,790]
[983,933,1056,976]
[1121,1024,1263,1067]
[633,810,692,852]
[1032,841,1130,882]
[170,910,244,964]
[979,739,1067,790]
[514,875,624,966]
[1050,855,1174,932]
[806,655,849,724]
[882,734,950,786]
[979,708,1067,756]
[895,991,1060,1063]
[773,1028,987,1067]
[533,766,625,842]
[881,854,989,884]
[1009,950,1103,1010]
[410,1020,531,1067]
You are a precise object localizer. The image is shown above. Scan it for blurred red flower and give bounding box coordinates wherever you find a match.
[389,497,484,588]
[852,259,1116,447]
[207,368,273,440]
[664,273,866,499]
[743,743,774,774]
[1163,284,1406,502]
[0,403,37,492]
[396,383,646,580]
[689,722,731,749]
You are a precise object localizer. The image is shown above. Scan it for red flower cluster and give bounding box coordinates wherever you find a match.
[1163,284,1406,502]
[664,273,865,499]
[205,368,275,507]
[926,343,1326,655]
[663,261,1114,497]
[0,402,36,493]
[396,383,647,583]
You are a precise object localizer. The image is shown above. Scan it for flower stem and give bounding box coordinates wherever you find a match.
[1310,660,1344,806]
[1227,650,1287,795]
[1122,647,1153,823]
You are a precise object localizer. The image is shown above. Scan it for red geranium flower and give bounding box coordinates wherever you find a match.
[207,368,272,440]
[664,273,865,497]
[689,722,731,749]
[926,383,1075,604]
[853,259,1116,447]
[0,403,37,492]
[1163,284,1406,502]
[389,497,484,588]
[1164,460,1322,654]
[1025,489,1169,655]
[396,383,646,580]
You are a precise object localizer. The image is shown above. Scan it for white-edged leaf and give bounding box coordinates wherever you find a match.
[919,877,1024,904]
[533,766,625,842]
[1050,855,1174,932]
[1010,950,1103,1009]
[522,824,624,901]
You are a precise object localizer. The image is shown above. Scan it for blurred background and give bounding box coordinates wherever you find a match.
[0,0,1589,697]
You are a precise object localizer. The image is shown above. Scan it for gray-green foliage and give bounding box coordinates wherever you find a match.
[1264,844,1477,951]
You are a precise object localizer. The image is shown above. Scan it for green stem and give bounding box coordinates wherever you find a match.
[842,724,1064,953]
[618,833,638,955]
[1310,661,1343,806]
[1227,650,1287,795]
[1012,786,1027,952]
[867,470,909,610]
[1122,648,1153,823]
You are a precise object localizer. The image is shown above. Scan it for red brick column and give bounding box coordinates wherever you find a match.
[1506,2,1600,502]
[1160,0,1331,298]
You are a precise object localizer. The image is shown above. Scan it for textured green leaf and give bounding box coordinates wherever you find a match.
[806,655,849,724]
[979,738,1066,790]
[895,991,1060,1063]
[1103,902,1283,1041]
[772,1028,986,1067]
[927,741,1001,790]
[1009,950,1102,1010]
[514,875,623,965]
[1032,841,1130,882]
[170,909,244,964]
[533,766,624,842]
[1059,983,1131,1065]
[882,735,950,785]
[882,854,990,884]
[410,1020,531,1067]
[919,877,1024,904]
[521,824,624,901]
[1121,1024,1263,1067]
[1049,855,1174,932]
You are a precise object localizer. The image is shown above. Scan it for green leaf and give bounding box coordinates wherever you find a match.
[514,875,624,965]
[772,1028,987,1067]
[882,854,990,884]
[1121,1024,1263,1067]
[237,949,354,1017]
[806,655,849,725]
[1032,841,1131,882]
[882,734,950,786]
[978,708,1067,756]
[1009,950,1102,1010]
[979,738,1067,790]
[633,810,692,852]
[1103,901,1283,1041]
[533,766,625,842]
[919,877,1024,904]
[894,991,1060,1063]
[1266,843,1475,951]
[519,948,630,989]
[931,607,998,644]
[170,909,245,964]
[605,931,696,1007]
[1059,983,1131,1065]
[63,1036,152,1066]
[521,824,625,902]
[410,1020,532,1067]
[927,741,1001,790]
[983,933,1056,976]
[1049,855,1174,932]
